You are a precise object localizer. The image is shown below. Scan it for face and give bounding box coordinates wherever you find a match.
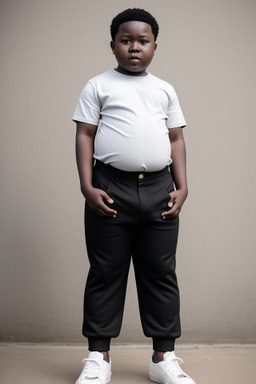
[111,21,157,76]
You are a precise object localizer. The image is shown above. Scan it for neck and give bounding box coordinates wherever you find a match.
[114,67,148,77]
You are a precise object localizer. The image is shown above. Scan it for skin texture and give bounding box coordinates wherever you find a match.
[75,20,188,363]
[110,21,157,76]
[76,122,117,218]
[162,127,188,219]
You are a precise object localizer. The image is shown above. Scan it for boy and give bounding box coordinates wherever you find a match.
[73,8,196,384]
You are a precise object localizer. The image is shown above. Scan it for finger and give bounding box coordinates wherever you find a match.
[163,198,174,217]
[162,208,179,219]
[96,207,117,217]
[99,202,117,217]
[168,192,177,207]
[90,199,117,217]
[100,207,117,217]
[105,209,117,217]
[102,191,114,204]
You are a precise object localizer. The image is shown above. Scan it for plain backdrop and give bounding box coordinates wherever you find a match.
[0,0,256,344]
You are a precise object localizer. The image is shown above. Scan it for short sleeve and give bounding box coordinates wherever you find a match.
[72,82,101,125]
[166,87,186,129]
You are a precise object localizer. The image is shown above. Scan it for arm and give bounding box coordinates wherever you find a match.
[162,127,188,219]
[76,121,117,217]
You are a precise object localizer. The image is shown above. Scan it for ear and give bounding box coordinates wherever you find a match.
[110,41,115,54]
[154,42,157,52]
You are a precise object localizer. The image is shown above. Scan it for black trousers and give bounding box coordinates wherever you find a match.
[83,161,181,352]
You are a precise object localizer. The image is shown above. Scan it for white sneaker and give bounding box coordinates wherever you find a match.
[149,351,196,384]
[76,351,112,384]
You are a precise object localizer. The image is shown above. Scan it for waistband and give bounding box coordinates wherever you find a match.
[94,160,170,181]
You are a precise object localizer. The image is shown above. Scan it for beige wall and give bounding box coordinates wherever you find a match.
[1,0,256,344]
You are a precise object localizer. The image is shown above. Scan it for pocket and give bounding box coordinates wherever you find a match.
[165,172,175,198]
[92,167,111,192]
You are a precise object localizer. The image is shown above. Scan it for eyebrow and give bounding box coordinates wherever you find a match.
[120,33,149,38]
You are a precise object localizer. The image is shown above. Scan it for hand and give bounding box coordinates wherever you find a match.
[161,189,188,219]
[83,187,117,218]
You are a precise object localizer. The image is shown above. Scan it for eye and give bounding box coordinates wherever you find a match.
[121,39,130,44]
[141,40,148,45]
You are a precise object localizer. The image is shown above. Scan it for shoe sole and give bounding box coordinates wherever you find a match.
[149,372,165,384]
[76,372,111,384]
[150,372,196,384]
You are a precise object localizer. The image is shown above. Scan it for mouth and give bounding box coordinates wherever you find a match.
[129,56,141,62]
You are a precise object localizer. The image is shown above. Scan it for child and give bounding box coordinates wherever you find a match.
[73,8,196,384]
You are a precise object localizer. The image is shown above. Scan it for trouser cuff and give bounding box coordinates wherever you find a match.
[153,338,175,352]
[88,337,111,351]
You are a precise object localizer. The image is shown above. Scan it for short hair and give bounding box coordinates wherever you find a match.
[110,8,159,41]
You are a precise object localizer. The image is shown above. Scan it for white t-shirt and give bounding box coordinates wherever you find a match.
[73,69,186,172]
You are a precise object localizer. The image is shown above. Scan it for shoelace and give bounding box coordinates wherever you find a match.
[164,355,187,377]
[82,357,102,379]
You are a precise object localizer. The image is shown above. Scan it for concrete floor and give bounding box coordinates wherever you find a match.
[1,343,256,384]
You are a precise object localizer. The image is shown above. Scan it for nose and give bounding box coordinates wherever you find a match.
[129,42,140,52]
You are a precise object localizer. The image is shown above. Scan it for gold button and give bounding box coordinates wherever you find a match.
[138,173,144,179]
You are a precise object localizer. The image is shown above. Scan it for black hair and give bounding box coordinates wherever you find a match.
[110,8,159,41]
